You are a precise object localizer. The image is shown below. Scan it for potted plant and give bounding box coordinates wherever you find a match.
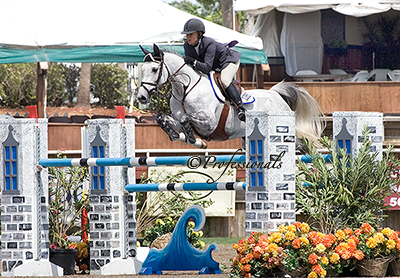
[48,150,89,275]
[354,223,398,276]
[296,128,398,234]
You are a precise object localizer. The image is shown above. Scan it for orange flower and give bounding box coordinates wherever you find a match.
[323,234,336,248]
[340,250,352,260]
[312,264,323,274]
[354,229,363,236]
[353,250,364,261]
[292,238,302,249]
[309,253,319,265]
[245,273,251,278]
[348,239,357,253]
[248,237,256,244]
[293,221,302,228]
[243,264,251,272]
[245,253,254,262]
[344,228,353,236]
[361,223,373,234]
[349,235,359,245]
[240,257,247,264]
[231,257,238,266]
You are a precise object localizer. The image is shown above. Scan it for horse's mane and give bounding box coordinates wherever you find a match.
[162,49,184,58]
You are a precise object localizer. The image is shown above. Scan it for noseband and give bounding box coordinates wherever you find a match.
[140,54,167,96]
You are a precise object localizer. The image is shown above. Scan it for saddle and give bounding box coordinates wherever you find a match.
[204,73,243,141]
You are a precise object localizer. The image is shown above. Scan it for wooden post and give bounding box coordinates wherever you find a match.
[256,64,264,89]
[36,62,48,118]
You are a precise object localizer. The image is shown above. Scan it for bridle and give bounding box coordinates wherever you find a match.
[140,53,202,103]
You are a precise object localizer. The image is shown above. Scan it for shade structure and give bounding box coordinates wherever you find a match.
[0,0,267,64]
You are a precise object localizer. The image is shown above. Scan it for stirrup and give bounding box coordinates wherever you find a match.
[238,110,246,122]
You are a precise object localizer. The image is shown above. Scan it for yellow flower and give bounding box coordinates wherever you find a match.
[198,231,203,237]
[193,231,199,237]
[285,231,296,241]
[266,243,279,254]
[321,256,329,265]
[287,224,296,233]
[321,268,327,277]
[330,253,340,264]
[366,237,377,248]
[167,217,173,222]
[137,241,141,247]
[381,228,393,237]
[374,233,385,244]
[270,232,283,243]
[155,219,162,225]
[279,224,286,233]
[387,239,396,250]
[300,237,310,246]
[308,271,318,278]
[300,223,310,233]
[316,243,326,253]
[335,230,346,241]
[188,221,195,228]
[199,240,205,248]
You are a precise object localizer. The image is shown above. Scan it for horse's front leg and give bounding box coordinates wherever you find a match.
[156,113,207,149]
[156,113,181,141]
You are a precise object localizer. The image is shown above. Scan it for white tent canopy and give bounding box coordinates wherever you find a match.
[234,0,400,75]
[234,1,400,17]
[0,0,266,64]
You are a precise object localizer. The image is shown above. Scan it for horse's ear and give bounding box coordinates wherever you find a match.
[140,45,151,55]
[153,44,163,60]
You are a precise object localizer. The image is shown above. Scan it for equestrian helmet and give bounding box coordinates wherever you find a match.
[181,18,205,34]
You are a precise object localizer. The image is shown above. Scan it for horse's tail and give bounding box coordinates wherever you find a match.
[270,81,326,149]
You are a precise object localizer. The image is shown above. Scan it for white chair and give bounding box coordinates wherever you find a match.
[296,70,318,75]
[366,69,392,81]
[295,70,318,81]
[329,69,349,81]
[389,70,400,81]
[329,69,347,75]
[349,70,369,82]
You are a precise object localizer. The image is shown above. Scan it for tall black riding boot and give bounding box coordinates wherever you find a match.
[225,83,246,121]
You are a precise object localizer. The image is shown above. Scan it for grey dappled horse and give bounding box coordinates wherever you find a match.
[137,44,324,150]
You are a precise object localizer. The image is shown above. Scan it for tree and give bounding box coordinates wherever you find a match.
[75,63,92,108]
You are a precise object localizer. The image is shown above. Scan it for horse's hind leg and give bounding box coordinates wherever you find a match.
[156,113,180,141]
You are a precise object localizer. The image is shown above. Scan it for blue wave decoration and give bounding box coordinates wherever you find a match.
[139,205,221,275]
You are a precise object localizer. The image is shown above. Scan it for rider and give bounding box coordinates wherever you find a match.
[181,18,246,122]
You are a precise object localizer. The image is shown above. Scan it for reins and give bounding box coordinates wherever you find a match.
[140,54,202,106]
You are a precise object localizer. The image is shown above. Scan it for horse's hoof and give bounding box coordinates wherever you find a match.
[178,133,186,142]
[194,138,208,149]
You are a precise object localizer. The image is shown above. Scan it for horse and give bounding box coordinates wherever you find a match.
[137,44,325,150]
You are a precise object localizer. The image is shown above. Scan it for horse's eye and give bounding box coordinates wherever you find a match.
[152,67,158,73]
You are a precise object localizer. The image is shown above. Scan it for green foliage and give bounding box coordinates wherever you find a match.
[146,83,172,114]
[142,217,205,249]
[47,63,69,106]
[90,63,129,108]
[48,150,89,249]
[171,0,222,25]
[136,170,214,236]
[296,127,398,234]
[0,63,37,108]
[63,64,81,104]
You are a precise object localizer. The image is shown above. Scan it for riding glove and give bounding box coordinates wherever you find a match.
[184,56,195,66]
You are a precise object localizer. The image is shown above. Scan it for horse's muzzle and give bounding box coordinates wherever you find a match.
[137,94,148,104]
